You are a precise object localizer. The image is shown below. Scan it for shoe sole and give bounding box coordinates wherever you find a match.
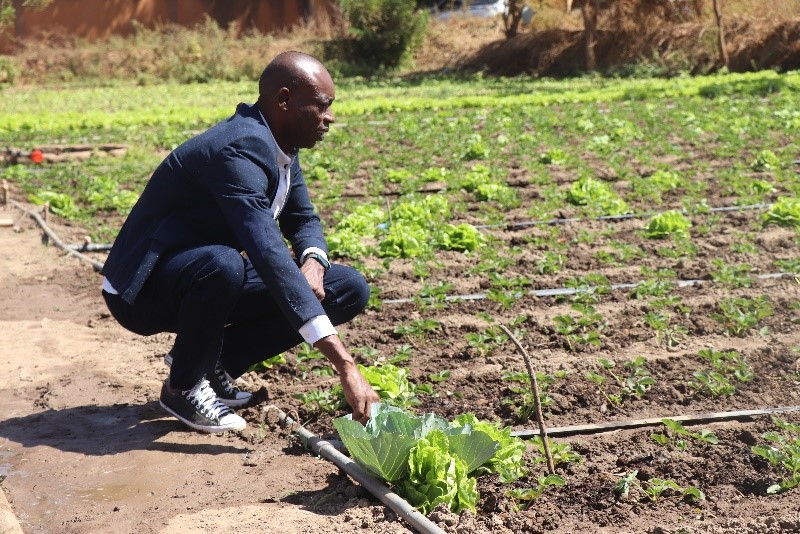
[164,354,252,408]
[159,399,247,433]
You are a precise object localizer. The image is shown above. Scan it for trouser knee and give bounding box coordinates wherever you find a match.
[188,247,246,306]
[324,265,370,325]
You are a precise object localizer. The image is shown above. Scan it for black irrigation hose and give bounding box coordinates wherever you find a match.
[510,406,800,439]
[269,406,446,534]
[382,272,795,305]
[474,203,770,230]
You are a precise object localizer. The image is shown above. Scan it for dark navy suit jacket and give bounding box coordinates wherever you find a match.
[102,103,328,330]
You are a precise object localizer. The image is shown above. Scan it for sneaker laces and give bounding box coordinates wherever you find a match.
[213,362,236,395]
[185,379,232,420]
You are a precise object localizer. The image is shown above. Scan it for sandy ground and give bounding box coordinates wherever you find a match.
[0,202,411,534]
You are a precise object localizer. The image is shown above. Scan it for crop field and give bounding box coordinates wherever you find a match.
[2,70,800,532]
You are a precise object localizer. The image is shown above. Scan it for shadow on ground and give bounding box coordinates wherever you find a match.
[0,401,246,456]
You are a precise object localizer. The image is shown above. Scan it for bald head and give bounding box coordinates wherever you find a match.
[256,51,336,154]
[258,51,330,102]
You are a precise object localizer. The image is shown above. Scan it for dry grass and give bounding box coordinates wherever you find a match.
[1,0,799,84]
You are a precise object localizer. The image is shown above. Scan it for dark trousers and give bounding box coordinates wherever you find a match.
[103,245,370,391]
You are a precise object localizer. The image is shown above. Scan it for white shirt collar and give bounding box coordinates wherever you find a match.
[256,106,293,169]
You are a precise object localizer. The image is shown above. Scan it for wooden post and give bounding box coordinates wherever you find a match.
[712,0,729,67]
[1,180,8,205]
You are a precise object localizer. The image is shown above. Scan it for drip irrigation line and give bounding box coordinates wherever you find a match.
[382,271,794,305]
[9,200,104,272]
[510,405,800,439]
[473,203,770,230]
[66,243,113,252]
[268,405,446,534]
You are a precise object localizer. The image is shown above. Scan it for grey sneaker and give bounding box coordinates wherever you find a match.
[164,353,253,408]
[159,378,246,433]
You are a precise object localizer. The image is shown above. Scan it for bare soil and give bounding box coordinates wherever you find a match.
[3,158,800,533]
[0,201,411,534]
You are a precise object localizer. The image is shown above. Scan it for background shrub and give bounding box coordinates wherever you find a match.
[338,0,428,70]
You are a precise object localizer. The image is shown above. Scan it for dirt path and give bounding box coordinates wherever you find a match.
[0,202,410,533]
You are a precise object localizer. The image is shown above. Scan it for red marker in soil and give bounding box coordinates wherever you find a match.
[30,149,44,164]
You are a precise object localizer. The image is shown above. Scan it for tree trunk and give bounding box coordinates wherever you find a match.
[712,0,729,67]
[581,0,598,71]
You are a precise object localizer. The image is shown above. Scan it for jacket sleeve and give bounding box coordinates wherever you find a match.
[202,138,326,330]
[279,157,329,259]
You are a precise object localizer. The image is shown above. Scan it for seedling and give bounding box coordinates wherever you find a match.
[711,259,754,288]
[712,296,773,337]
[466,326,509,357]
[650,418,719,451]
[508,475,566,509]
[630,279,674,300]
[643,311,688,348]
[294,388,341,415]
[751,418,800,493]
[553,304,605,352]
[585,356,655,407]
[561,274,611,305]
[393,318,442,338]
[615,470,705,503]
[689,370,736,397]
[697,348,754,383]
[502,370,568,420]
[530,437,583,467]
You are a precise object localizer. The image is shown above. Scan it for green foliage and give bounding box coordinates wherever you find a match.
[711,259,754,288]
[712,296,774,337]
[378,222,429,258]
[334,404,522,514]
[466,326,508,358]
[615,470,705,503]
[437,223,483,252]
[650,418,719,452]
[644,210,692,239]
[763,197,800,228]
[585,356,655,407]
[451,413,528,483]
[750,149,781,172]
[529,437,583,467]
[508,475,565,508]
[643,311,688,348]
[502,370,568,420]
[751,418,800,494]
[338,0,428,70]
[28,191,81,219]
[553,304,605,352]
[566,176,629,216]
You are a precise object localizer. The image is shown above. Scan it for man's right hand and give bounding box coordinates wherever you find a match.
[337,361,380,424]
[313,334,380,424]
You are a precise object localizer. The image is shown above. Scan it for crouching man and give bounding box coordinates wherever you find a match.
[101,51,379,433]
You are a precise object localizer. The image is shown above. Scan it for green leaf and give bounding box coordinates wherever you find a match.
[333,403,448,482]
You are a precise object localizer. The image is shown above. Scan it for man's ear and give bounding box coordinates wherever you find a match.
[277,87,290,111]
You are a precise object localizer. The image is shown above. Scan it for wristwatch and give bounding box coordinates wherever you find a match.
[304,252,331,271]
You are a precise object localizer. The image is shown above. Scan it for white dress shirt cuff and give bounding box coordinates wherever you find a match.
[299,315,337,345]
[101,277,119,295]
[300,247,329,264]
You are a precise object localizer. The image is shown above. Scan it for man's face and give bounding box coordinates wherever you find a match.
[289,72,335,151]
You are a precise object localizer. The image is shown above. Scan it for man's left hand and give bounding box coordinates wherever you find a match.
[301,258,326,301]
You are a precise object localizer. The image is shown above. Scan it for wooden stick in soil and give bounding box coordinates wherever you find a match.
[498,324,556,475]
